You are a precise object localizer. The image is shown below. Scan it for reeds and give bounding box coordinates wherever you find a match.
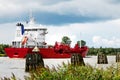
[28,62,120,80]
[1,62,120,80]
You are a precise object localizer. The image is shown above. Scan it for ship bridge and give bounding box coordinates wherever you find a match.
[12,17,48,48]
[23,26,48,48]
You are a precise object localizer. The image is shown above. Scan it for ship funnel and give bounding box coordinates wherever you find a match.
[16,23,24,35]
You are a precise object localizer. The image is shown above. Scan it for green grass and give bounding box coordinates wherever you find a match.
[1,62,120,80]
[0,53,6,57]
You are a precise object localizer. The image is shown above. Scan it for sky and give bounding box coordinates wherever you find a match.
[0,0,120,48]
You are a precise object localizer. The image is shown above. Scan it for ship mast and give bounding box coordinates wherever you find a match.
[28,10,35,27]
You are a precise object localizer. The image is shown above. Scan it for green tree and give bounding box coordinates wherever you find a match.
[61,36,71,44]
[77,40,86,47]
[0,44,9,54]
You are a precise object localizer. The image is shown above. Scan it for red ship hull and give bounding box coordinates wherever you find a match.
[5,47,88,58]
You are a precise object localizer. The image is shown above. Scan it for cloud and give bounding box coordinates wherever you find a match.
[106,0,120,4]
[0,0,120,24]
[32,0,120,19]
[0,22,15,44]
[45,25,78,47]
[33,0,120,19]
[45,19,120,48]
[93,36,120,48]
[0,17,120,48]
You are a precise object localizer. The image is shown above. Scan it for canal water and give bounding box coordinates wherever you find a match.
[0,56,116,79]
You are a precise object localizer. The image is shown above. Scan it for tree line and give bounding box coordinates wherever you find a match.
[88,47,120,55]
[0,44,9,54]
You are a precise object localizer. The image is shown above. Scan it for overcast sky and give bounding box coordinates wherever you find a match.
[0,0,120,48]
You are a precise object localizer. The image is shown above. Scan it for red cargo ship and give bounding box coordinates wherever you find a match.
[4,17,88,58]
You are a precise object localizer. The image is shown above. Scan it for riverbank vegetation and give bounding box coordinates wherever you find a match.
[1,62,120,80]
[88,47,120,55]
[0,44,9,57]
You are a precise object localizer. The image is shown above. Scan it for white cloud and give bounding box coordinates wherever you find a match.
[93,36,120,48]
[1,18,120,48]
[0,23,15,44]
[46,19,120,48]
[33,0,120,18]
[46,26,78,47]
[0,0,41,17]
[0,0,120,19]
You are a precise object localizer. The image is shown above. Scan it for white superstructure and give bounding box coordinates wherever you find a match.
[12,17,48,48]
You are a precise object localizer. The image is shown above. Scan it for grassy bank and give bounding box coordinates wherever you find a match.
[1,62,120,80]
[0,53,6,57]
